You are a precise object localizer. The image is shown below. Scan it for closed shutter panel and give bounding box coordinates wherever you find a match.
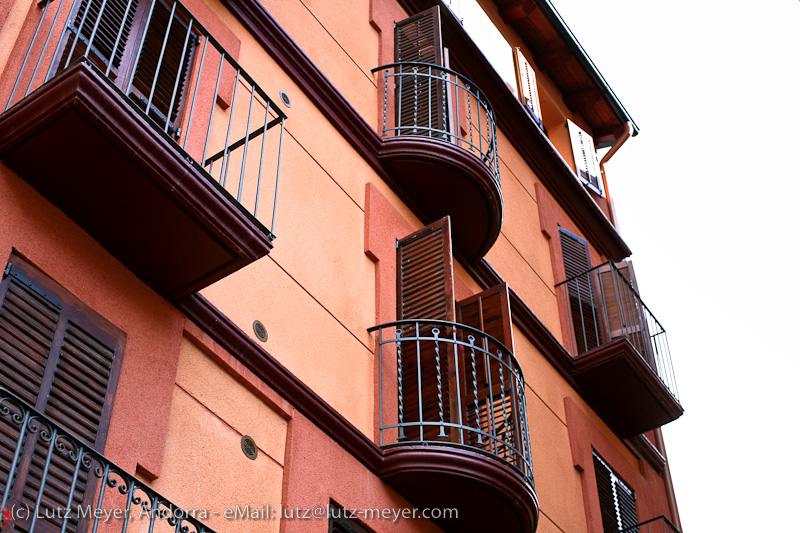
[394,7,447,136]
[559,229,601,354]
[513,47,542,125]
[616,479,638,531]
[456,283,517,458]
[57,0,140,82]
[130,0,197,136]
[0,256,125,533]
[396,217,455,440]
[567,120,603,194]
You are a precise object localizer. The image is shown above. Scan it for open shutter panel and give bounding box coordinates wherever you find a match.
[593,454,619,533]
[60,0,140,78]
[599,261,653,364]
[567,120,603,194]
[0,257,125,533]
[394,7,447,136]
[396,217,455,441]
[559,229,602,354]
[513,47,542,124]
[456,283,517,459]
[130,0,197,136]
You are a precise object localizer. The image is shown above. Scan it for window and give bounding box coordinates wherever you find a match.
[396,217,516,451]
[513,47,543,126]
[593,451,638,532]
[328,503,373,533]
[567,119,604,195]
[52,0,198,137]
[0,254,126,532]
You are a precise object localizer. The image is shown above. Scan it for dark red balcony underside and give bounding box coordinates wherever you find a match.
[572,338,683,437]
[378,137,503,260]
[382,445,538,533]
[0,63,272,301]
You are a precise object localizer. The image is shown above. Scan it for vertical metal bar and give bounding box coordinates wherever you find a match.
[477,89,482,157]
[269,117,285,234]
[427,64,432,137]
[45,0,76,77]
[92,466,110,533]
[182,34,208,149]
[27,0,69,96]
[30,427,60,531]
[469,335,480,444]
[484,335,496,456]
[395,327,404,440]
[433,327,446,437]
[6,0,52,109]
[412,66,418,134]
[124,0,157,94]
[121,478,135,532]
[574,276,589,353]
[441,70,448,141]
[60,447,86,533]
[148,497,160,533]
[1,409,30,508]
[452,326,464,445]
[508,357,523,468]
[253,99,270,219]
[165,17,194,133]
[105,0,135,76]
[453,71,460,145]
[589,269,602,348]
[598,267,613,342]
[220,68,241,186]
[237,84,255,202]
[381,69,388,136]
[415,322,423,442]
[378,327,384,445]
[202,51,225,168]
[81,0,112,68]
[143,1,178,118]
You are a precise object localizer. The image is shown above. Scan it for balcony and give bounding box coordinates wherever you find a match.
[372,63,503,260]
[621,516,681,533]
[0,0,287,300]
[556,262,682,437]
[0,386,221,533]
[369,319,538,533]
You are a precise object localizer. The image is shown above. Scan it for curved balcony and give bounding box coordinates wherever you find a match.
[372,63,503,260]
[369,319,538,533]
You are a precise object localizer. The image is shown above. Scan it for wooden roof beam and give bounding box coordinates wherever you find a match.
[534,47,571,70]
[498,0,537,23]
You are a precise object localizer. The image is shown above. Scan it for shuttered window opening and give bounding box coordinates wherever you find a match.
[0,255,126,533]
[593,451,638,533]
[394,7,447,136]
[55,0,141,81]
[329,503,374,533]
[559,228,602,354]
[567,119,604,195]
[513,47,542,126]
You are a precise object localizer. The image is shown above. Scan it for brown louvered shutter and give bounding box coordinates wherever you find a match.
[56,0,140,82]
[129,0,197,137]
[513,47,542,126]
[396,217,455,441]
[394,7,447,137]
[0,256,125,533]
[559,229,602,354]
[456,283,518,458]
[593,452,638,533]
[598,261,654,365]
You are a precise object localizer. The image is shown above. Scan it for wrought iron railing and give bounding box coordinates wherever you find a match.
[619,515,681,533]
[368,319,533,484]
[0,386,220,533]
[555,261,679,402]
[372,62,500,187]
[3,0,286,236]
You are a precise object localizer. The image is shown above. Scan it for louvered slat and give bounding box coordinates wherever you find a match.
[567,119,603,192]
[560,229,602,353]
[70,0,139,71]
[594,453,619,533]
[513,47,542,123]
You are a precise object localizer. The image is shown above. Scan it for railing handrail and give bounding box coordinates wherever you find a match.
[555,260,666,332]
[618,515,681,533]
[0,386,221,533]
[372,61,492,104]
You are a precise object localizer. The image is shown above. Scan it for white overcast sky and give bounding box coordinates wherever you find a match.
[544,1,800,530]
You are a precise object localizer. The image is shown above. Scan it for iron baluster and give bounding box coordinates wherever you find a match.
[270,117,285,236]
[395,327,404,439]
[415,321,423,441]
[201,50,225,168]
[412,66,419,134]
[432,327,446,437]
[183,34,208,149]
[238,83,256,202]
[105,0,136,76]
[254,99,271,219]
[6,0,52,110]
[220,69,241,186]
[27,0,68,97]
[499,350,510,454]
[29,424,59,531]
[382,69,388,136]
[468,334,481,444]
[466,84,473,148]
[165,17,195,136]
[143,0,178,121]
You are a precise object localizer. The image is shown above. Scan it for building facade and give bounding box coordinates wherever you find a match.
[0,0,683,531]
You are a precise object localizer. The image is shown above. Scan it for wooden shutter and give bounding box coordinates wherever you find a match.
[513,47,542,124]
[0,255,125,533]
[130,0,197,136]
[456,283,517,458]
[567,119,603,194]
[394,7,447,136]
[593,452,638,533]
[396,217,455,440]
[559,229,602,354]
[56,0,140,81]
[599,261,654,364]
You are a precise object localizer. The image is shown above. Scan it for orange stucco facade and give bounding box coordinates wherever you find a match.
[0,0,682,532]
